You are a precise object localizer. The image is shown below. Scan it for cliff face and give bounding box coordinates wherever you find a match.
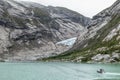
[50,0,120,63]
[0,0,90,61]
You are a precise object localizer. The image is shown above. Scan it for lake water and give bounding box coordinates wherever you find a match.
[0,62,120,80]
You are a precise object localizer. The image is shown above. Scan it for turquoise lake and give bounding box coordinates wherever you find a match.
[0,62,120,80]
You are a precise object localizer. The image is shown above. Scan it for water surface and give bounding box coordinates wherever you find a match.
[0,62,120,80]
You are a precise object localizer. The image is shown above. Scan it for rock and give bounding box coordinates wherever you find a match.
[91,54,111,62]
[112,52,120,61]
[116,35,120,40]
[91,52,120,63]
[91,54,103,61]
[73,57,84,62]
[96,47,108,51]
[102,54,111,63]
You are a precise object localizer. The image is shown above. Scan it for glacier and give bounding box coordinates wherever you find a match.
[56,37,77,46]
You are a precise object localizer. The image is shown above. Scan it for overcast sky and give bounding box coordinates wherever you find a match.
[18,0,116,18]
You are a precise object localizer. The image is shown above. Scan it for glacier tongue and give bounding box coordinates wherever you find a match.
[56,37,77,46]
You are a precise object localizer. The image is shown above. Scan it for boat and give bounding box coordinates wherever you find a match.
[97,69,105,74]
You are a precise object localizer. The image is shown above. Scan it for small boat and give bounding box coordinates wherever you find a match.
[97,69,105,74]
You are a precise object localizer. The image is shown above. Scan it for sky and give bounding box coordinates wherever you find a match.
[18,0,116,18]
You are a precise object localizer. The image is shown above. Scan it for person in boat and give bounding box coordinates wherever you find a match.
[97,69,105,74]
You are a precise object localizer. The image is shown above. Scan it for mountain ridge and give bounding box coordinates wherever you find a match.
[0,0,90,61]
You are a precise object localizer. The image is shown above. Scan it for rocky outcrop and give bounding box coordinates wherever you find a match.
[91,52,120,63]
[0,0,90,61]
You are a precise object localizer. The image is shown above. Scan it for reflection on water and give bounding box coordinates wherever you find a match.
[0,62,120,80]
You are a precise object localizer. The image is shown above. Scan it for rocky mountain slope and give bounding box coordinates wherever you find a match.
[0,0,90,61]
[47,0,120,63]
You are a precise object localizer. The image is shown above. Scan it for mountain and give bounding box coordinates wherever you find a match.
[0,0,90,61]
[48,0,120,63]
